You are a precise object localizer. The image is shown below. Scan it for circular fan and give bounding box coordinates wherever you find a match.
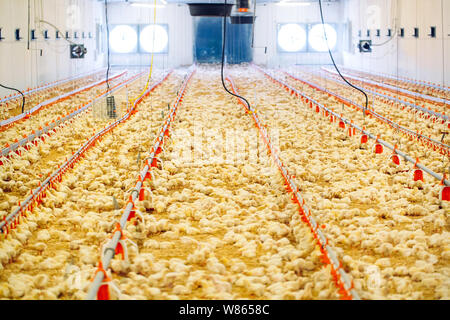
[70,44,87,59]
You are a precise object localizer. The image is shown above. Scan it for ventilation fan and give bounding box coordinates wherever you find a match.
[70,44,87,59]
[358,40,372,53]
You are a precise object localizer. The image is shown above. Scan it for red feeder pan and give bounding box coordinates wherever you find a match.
[361,134,368,144]
[374,143,383,154]
[391,154,401,165]
[440,186,450,201]
[413,169,424,182]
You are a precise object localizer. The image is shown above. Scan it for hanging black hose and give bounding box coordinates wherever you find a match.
[318,0,369,114]
[220,0,252,110]
[0,84,26,114]
[104,0,111,91]
[27,0,31,51]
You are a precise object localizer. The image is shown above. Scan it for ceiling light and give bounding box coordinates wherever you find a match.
[308,23,337,52]
[276,1,312,7]
[140,24,168,53]
[130,2,165,8]
[278,24,307,52]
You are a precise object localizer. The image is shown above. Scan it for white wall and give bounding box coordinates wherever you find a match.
[0,0,104,97]
[342,0,450,86]
[107,3,193,69]
[253,1,345,67]
[4,0,445,92]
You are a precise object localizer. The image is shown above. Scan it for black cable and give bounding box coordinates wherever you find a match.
[221,0,251,110]
[318,0,368,114]
[27,0,31,51]
[105,0,110,91]
[1,84,26,114]
[251,0,257,48]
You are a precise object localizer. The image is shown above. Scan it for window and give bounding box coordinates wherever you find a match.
[109,24,169,54]
[109,25,138,53]
[308,23,337,52]
[139,24,169,53]
[277,23,339,53]
[277,24,307,52]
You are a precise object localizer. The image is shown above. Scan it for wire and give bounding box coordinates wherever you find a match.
[318,0,369,114]
[131,0,158,174]
[440,0,447,173]
[105,0,110,91]
[371,0,398,47]
[221,0,252,110]
[0,84,26,114]
[441,0,447,111]
[251,0,256,48]
[371,32,397,47]
[36,1,70,50]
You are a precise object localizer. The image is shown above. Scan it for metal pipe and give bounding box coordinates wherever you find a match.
[0,71,127,129]
[226,75,360,300]
[0,71,172,233]
[86,67,195,300]
[251,0,256,48]
[336,65,450,94]
[323,67,448,106]
[0,68,107,104]
[284,71,449,150]
[319,68,448,122]
[1,71,145,158]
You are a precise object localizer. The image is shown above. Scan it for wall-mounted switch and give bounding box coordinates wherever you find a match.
[429,26,436,38]
[15,29,23,41]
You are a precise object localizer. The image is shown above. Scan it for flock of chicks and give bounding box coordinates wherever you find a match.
[281,68,448,171]
[233,66,449,299]
[112,72,341,300]
[0,70,142,222]
[0,65,448,300]
[0,72,127,148]
[0,70,179,299]
[336,67,449,103]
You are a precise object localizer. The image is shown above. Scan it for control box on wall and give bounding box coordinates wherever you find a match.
[358,40,372,53]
